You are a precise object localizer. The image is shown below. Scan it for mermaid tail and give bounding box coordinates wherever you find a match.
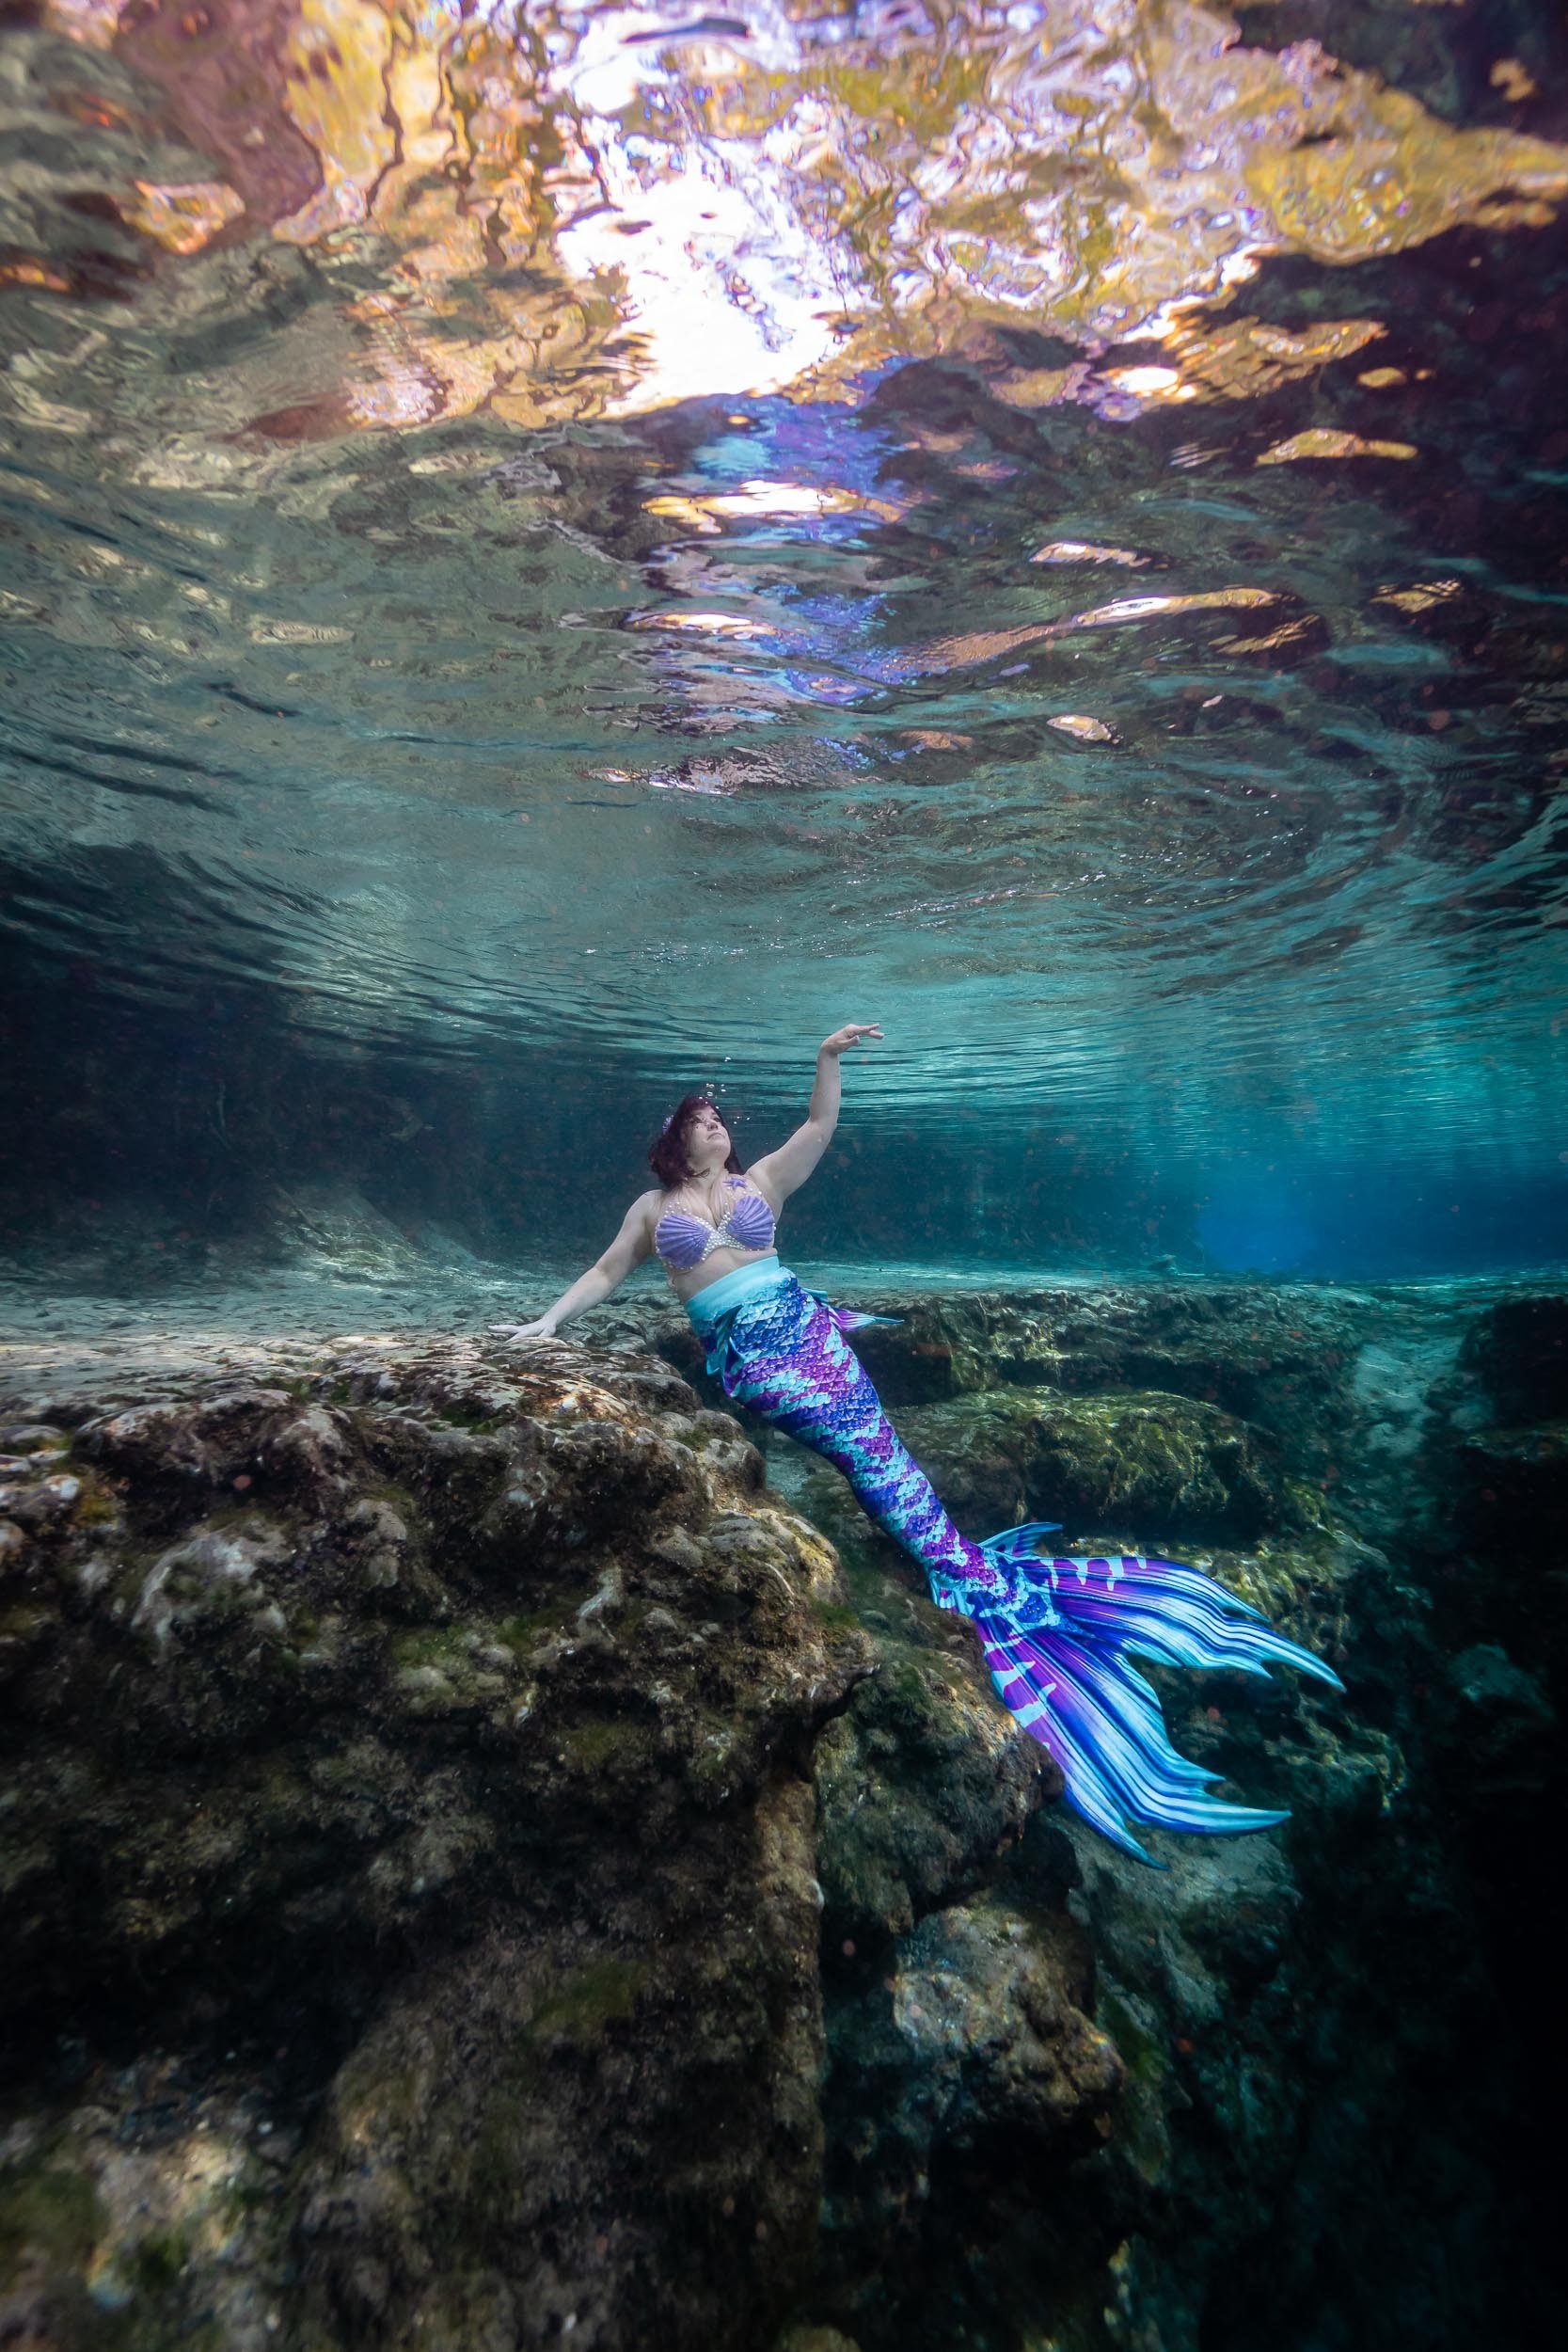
[707,1273,1342,1865]
[929,1526,1344,1863]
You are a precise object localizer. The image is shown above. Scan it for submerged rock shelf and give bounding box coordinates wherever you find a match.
[0,1279,1560,2350]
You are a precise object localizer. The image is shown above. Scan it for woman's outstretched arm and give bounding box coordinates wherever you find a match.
[748,1024,882,1204]
[489,1192,657,1341]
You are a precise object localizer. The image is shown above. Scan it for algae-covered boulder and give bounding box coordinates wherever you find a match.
[0,1336,872,2352]
[811,1547,1052,1952]
[884,1387,1287,1544]
[651,1282,1354,1469]
[819,1892,1123,2310]
[840,1285,1354,1447]
[2,1276,1557,2352]
[782,1387,1288,1572]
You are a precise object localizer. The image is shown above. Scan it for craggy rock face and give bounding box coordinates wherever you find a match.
[0,1339,881,2350]
[759,1277,1560,2350]
[860,1388,1290,1545]
[792,1287,1353,1444]
[1,1275,1562,2352]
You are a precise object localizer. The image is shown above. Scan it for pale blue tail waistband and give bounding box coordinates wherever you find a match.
[683,1254,790,1334]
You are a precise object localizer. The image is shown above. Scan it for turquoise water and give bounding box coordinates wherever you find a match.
[1,1,1566,1281]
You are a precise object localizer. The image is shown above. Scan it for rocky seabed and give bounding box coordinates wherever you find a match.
[0,1279,1561,2352]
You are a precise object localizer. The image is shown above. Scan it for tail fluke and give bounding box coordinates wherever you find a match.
[942,1530,1343,1866]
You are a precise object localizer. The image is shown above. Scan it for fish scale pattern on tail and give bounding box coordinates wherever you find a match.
[705,1271,1343,1864]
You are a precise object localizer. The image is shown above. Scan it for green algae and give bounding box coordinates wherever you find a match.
[0,2156,103,2286]
[809,1599,863,1634]
[557,1716,650,1773]
[1097,1987,1164,2090]
[524,1960,647,2046]
[388,1623,483,1674]
[125,2227,192,2296]
[0,1602,53,1647]
[1095,1988,1172,2187]
[71,1474,122,1527]
[460,1961,652,2228]
[429,1399,504,1434]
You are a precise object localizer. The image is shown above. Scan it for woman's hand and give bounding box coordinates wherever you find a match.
[818,1023,883,1058]
[488,1318,561,1343]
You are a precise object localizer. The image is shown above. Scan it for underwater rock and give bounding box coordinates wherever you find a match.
[819,1893,1122,2308]
[877,1388,1287,1545]
[658,1282,1354,1488]
[844,1284,1352,1438]
[812,1545,1051,1952]
[1,1278,1560,2352]
[0,1335,871,2352]
[1454,1420,1568,1558]
[1441,1643,1556,1785]
[1459,1293,1568,1422]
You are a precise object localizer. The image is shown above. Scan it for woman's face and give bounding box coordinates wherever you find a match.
[687,1102,729,1165]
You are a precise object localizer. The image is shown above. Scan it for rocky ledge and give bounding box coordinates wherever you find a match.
[0,1278,1561,2351]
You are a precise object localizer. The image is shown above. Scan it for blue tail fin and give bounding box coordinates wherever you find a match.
[967,1533,1343,1866]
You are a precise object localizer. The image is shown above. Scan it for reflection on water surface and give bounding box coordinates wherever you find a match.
[2,0,1567,1264]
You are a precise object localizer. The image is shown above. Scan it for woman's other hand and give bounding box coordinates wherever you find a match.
[819,1023,883,1057]
[488,1318,561,1342]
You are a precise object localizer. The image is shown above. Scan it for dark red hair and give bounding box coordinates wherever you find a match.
[648,1092,741,1189]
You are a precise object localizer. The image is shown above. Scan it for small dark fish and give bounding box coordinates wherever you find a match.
[625,16,752,45]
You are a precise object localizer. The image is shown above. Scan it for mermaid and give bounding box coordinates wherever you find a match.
[490,1026,1341,1862]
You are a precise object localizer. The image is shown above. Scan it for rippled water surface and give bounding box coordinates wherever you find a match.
[3,0,1568,1269]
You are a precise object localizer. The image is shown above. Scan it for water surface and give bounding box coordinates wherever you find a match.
[2,1,1567,1273]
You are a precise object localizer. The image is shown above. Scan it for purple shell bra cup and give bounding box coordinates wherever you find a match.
[655,1178,777,1270]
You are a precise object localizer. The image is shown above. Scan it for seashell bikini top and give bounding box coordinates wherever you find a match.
[654,1176,777,1272]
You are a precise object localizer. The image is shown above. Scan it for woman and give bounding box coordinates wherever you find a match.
[490,1025,1340,1863]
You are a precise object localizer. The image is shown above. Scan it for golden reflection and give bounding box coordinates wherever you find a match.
[1047,714,1117,743]
[1373,580,1465,615]
[30,0,1568,437]
[121,181,245,256]
[902,586,1281,675]
[1070,589,1279,628]
[1142,316,1387,404]
[1102,366,1192,402]
[1031,543,1150,569]
[627,610,779,639]
[1489,60,1538,104]
[1257,430,1418,465]
[643,480,908,533]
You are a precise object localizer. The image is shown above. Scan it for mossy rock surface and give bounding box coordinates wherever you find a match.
[887,1386,1287,1544]
[0,1333,871,2352]
[2,1279,1560,2352]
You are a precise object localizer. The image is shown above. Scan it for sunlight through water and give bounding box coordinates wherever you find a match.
[2,0,1567,1261]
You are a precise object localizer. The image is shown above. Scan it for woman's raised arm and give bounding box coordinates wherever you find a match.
[747,1024,882,1204]
[489,1192,657,1341]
